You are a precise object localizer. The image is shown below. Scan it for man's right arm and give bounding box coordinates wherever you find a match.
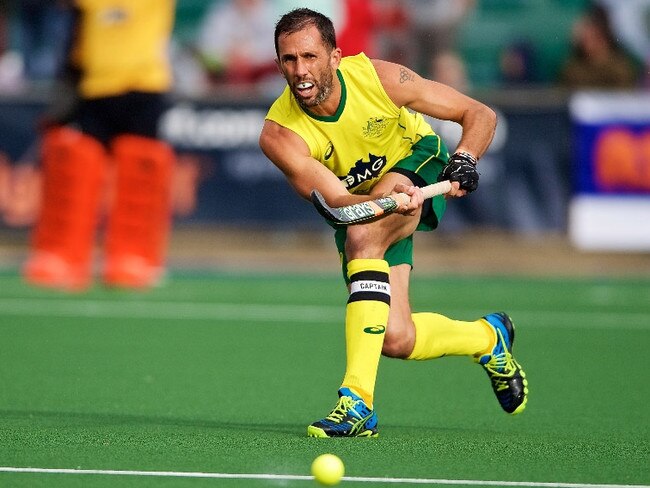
[259,120,367,208]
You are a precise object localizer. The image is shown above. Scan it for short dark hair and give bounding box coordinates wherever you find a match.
[274,8,337,57]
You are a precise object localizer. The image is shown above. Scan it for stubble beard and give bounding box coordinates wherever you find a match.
[294,68,334,110]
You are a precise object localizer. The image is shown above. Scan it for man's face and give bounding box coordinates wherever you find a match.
[276,25,341,110]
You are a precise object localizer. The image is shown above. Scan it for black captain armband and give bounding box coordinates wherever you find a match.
[437,151,480,193]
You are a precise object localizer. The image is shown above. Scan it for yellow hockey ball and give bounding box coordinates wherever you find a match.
[311,453,345,486]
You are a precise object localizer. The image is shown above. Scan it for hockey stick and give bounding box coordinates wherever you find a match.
[310,180,452,225]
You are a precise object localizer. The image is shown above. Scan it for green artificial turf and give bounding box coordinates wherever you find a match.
[0,273,648,487]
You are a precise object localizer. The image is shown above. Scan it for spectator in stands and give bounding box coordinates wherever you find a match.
[406,0,476,75]
[596,0,650,87]
[23,0,177,291]
[499,41,538,87]
[0,3,23,91]
[335,0,411,61]
[559,4,640,89]
[336,0,378,58]
[15,0,71,82]
[0,3,8,61]
[195,0,277,86]
[429,49,470,92]
[372,0,410,64]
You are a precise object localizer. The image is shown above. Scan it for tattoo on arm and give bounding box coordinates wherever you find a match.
[399,67,415,84]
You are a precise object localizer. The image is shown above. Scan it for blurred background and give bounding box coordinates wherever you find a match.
[0,0,649,281]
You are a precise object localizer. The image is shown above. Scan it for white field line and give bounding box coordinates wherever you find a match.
[0,466,648,488]
[0,298,649,329]
[0,297,341,323]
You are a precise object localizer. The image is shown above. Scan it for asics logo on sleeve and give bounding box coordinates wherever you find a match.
[324,142,335,160]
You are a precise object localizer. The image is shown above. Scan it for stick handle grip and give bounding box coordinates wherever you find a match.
[394,180,452,205]
[421,180,452,199]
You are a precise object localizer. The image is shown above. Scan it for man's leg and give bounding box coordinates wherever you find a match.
[307,193,418,438]
[382,264,491,358]
[340,258,391,405]
[307,257,389,438]
[383,265,528,415]
[307,173,430,438]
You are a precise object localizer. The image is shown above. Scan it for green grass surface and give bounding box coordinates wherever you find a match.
[0,272,649,487]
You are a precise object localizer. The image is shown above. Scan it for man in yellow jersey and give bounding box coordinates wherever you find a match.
[23,0,176,290]
[259,8,528,438]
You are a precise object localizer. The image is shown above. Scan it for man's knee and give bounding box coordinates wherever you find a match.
[381,324,415,359]
[345,224,381,258]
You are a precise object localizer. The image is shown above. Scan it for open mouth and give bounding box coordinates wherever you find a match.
[295,81,315,96]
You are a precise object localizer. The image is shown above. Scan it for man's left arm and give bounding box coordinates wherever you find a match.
[372,58,496,159]
[372,59,496,195]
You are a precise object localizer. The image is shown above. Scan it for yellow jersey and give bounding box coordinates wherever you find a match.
[265,53,435,194]
[73,0,175,98]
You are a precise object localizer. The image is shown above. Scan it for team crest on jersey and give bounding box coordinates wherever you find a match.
[340,153,387,190]
[363,117,389,138]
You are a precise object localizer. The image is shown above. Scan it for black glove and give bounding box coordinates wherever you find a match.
[437,151,479,193]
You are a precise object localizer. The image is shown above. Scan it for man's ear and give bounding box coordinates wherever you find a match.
[330,47,342,69]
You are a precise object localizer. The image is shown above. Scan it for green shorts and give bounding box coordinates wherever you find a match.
[335,134,449,281]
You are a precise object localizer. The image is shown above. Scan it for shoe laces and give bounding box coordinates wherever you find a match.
[326,396,359,423]
[484,329,517,390]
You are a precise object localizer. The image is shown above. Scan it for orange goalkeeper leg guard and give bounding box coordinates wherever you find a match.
[23,126,107,291]
[102,134,174,288]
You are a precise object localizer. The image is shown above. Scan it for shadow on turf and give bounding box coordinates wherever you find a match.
[0,408,508,439]
[0,409,300,435]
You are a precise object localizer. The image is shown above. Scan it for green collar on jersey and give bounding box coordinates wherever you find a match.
[303,69,346,123]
